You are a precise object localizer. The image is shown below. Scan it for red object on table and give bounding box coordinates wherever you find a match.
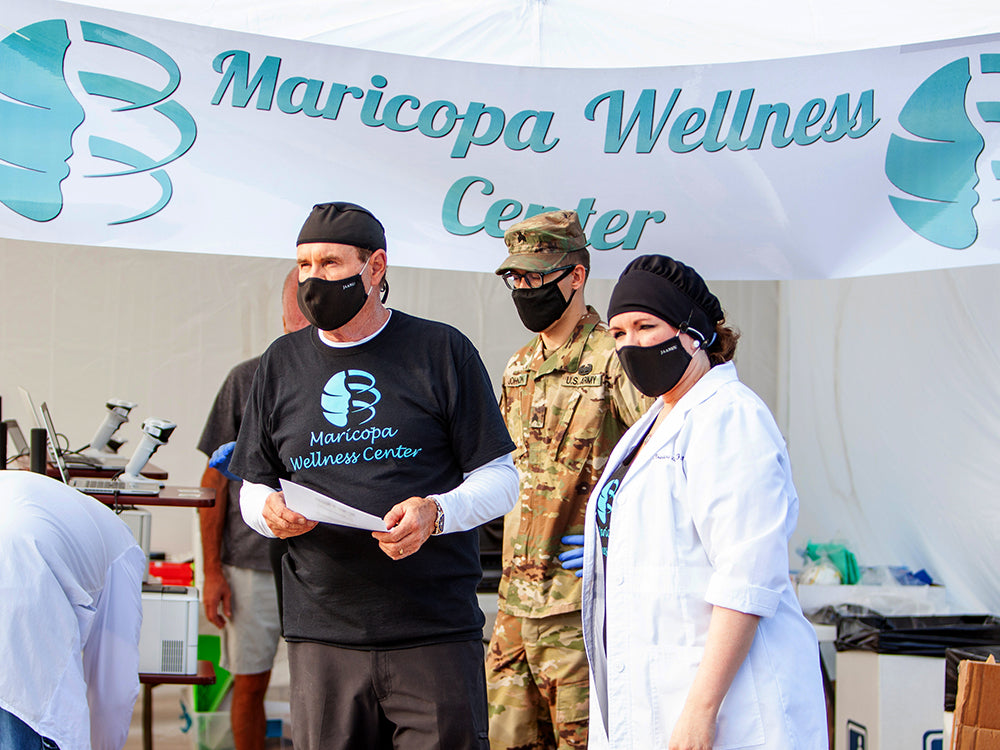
[148,560,193,586]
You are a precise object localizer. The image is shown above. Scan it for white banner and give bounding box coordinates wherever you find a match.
[2,0,1000,279]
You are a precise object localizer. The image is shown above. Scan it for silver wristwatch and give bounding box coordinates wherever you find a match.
[431,498,445,535]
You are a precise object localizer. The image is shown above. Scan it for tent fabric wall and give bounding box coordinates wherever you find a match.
[786,266,1000,614]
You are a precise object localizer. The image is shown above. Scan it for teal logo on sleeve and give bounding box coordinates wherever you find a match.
[886,54,1000,249]
[0,19,196,224]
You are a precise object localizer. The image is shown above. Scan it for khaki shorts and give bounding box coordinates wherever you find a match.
[220,565,281,675]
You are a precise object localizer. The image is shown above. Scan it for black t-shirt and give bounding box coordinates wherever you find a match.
[197,356,276,571]
[230,311,515,649]
[597,422,653,570]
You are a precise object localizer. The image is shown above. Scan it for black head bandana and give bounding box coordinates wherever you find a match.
[296,202,385,250]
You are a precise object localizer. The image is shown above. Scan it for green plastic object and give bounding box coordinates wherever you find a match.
[804,542,860,585]
[194,634,234,712]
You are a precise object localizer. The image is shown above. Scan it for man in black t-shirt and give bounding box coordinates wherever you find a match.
[230,202,517,750]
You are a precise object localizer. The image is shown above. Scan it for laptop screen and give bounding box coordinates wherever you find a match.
[39,402,69,484]
[18,386,41,429]
[3,419,28,455]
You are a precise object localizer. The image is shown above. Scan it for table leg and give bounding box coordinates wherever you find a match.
[142,684,153,750]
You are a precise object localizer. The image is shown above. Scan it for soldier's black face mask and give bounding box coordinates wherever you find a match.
[511,267,575,333]
[297,259,371,331]
[616,335,692,397]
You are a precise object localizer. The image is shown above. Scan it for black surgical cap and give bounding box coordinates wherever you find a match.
[607,254,723,343]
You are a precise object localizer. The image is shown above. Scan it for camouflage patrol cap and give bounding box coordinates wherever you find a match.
[495,210,588,274]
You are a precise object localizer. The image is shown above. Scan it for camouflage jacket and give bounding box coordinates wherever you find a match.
[497,307,651,618]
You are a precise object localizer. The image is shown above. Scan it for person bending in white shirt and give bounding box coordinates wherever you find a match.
[0,472,145,750]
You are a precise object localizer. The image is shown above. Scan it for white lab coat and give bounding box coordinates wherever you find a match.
[581,362,827,749]
[0,472,146,750]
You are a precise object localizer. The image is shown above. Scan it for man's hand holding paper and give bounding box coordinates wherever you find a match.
[279,478,389,532]
[274,480,437,561]
[372,496,438,561]
[262,489,318,539]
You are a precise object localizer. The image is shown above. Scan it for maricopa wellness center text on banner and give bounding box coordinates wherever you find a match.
[2,0,1000,279]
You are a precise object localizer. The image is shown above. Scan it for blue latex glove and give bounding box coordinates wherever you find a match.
[209,441,240,481]
[558,534,585,578]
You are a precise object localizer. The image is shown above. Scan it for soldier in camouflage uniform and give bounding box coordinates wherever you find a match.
[487,210,650,749]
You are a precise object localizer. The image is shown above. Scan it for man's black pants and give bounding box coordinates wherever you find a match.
[288,638,489,750]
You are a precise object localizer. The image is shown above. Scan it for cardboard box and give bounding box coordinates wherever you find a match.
[952,656,1000,749]
[835,650,945,750]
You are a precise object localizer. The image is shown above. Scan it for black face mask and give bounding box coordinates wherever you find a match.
[511,268,575,333]
[297,260,371,331]
[616,335,692,397]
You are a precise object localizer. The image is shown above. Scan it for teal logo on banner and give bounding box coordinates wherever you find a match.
[0,19,196,224]
[886,55,1000,249]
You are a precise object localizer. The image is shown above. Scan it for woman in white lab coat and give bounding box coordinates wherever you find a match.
[572,255,827,749]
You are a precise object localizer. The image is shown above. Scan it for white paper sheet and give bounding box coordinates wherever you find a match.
[279,478,388,532]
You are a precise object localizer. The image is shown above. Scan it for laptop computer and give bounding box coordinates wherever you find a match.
[19,387,137,470]
[27,394,103,468]
[35,401,159,496]
[39,402,69,484]
[18,385,41,429]
[70,473,163,497]
[3,419,28,457]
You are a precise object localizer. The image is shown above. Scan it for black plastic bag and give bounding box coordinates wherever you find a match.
[835,615,1000,656]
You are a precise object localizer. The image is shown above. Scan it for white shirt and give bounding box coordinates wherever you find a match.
[0,472,146,750]
[581,362,827,749]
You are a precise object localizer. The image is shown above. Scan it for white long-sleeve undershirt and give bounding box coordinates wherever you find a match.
[240,452,517,538]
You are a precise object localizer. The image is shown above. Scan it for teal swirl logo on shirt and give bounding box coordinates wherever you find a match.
[885,54,1000,249]
[0,19,196,224]
[322,370,380,427]
[596,478,619,556]
[596,479,618,525]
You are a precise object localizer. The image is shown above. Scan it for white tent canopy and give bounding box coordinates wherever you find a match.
[3,0,1000,614]
[68,0,1000,68]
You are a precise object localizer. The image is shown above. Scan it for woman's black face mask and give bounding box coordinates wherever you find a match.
[616,335,692,397]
